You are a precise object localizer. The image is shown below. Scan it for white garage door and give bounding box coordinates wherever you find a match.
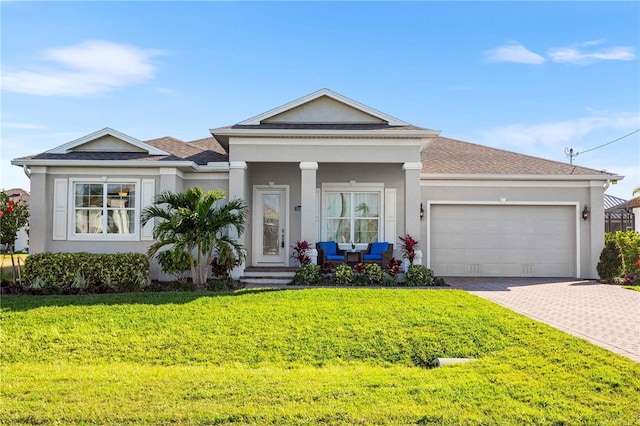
[430,205,575,277]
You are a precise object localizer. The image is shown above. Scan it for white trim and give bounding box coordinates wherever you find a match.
[237,89,411,126]
[402,162,423,171]
[211,128,437,139]
[252,185,290,266]
[299,162,319,170]
[426,200,581,278]
[421,173,622,182]
[229,161,248,170]
[140,179,155,241]
[67,178,142,242]
[421,179,607,188]
[11,159,233,173]
[45,128,168,155]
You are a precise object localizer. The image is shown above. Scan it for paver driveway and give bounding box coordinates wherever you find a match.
[446,278,640,363]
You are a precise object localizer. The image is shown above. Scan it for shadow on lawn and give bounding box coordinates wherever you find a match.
[0,288,283,312]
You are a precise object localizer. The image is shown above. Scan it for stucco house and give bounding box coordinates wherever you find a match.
[12,89,621,280]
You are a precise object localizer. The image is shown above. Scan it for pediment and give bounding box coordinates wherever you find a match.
[238,88,409,126]
[71,135,148,152]
[45,127,168,155]
[263,96,385,124]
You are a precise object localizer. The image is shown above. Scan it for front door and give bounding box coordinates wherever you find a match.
[254,187,288,265]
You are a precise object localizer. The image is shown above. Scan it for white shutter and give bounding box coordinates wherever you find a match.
[315,188,321,242]
[53,178,68,240]
[384,188,396,244]
[141,179,155,240]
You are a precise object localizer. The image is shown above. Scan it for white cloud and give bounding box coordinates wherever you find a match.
[1,122,46,129]
[484,43,546,64]
[1,40,166,96]
[548,45,636,64]
[477,112,640,151]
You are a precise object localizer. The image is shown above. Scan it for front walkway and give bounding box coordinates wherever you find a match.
[446,278,640,363]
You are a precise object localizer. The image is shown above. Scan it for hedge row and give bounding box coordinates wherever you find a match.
[23,252,150,294]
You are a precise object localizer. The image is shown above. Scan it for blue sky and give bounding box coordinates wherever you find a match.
[1,1,638,199]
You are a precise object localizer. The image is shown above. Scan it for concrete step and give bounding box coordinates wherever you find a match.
[240,267,296,285]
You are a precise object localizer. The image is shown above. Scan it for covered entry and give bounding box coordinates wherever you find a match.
[429,203,577,277]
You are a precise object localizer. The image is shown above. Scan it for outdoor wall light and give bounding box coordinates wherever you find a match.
[420,203,425,220]
[582,205,590,221]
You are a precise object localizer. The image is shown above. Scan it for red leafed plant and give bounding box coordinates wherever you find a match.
[291,240,312,266]
[399,234,419,265]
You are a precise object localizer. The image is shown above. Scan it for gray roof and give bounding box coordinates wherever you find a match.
[421,136,614,176]
[17,136,228,165]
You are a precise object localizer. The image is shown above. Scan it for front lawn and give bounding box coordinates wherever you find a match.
[2,289,639,425]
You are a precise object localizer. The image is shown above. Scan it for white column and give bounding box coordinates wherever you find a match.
[300,162,319,264]
[229,161,247,278]
[402,162,422,253]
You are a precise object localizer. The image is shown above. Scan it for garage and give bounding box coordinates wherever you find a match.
[429,204,576,277]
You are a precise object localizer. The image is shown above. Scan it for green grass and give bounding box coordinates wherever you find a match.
[2,289,639,425]
[624,285,640,292]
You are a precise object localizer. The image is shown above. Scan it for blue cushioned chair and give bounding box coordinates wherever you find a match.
[363,242,394,266]
[316,241,346,265]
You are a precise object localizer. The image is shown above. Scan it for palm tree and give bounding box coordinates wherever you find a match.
[633,186,640,197]
[141,187,247,285]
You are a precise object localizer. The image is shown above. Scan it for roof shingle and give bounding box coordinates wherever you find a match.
[421,136,613,176]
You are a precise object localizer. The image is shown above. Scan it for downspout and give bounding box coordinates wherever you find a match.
[22,165,31,178]
[603,179,610,191]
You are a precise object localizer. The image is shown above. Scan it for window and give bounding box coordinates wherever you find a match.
[73,182,136,236]
[324,191,380,244]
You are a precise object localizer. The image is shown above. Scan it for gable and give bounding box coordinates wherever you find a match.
[238,88,410,126]
[71,135,148,152]
[45,127,168,155]
[263,96,385,124]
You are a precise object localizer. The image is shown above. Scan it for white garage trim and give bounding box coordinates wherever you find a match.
[426,201,581,278]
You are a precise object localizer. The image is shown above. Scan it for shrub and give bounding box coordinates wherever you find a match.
[211,242,240,278]
[363,263,385,284]
[290,240,312,266]
[385,257,402,280]
[399,234,419,265]
[605,231,640,276]
[292,263,321,285]
[597,240,625,284]
[24,252,150,294]
[333,263,355,285]
[404,264,435,287]
[157,249,190,283]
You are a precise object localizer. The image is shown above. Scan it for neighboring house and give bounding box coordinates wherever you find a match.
[604,194,635,233]
[11,89,621,279]
[1,188,29,252]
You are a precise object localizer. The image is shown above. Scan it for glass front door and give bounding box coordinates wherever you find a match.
[255,188,287,264]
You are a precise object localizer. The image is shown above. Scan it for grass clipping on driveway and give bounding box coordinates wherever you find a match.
[2,289,639,425]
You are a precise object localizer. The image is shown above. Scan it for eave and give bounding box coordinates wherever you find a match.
[420,173,624,181]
